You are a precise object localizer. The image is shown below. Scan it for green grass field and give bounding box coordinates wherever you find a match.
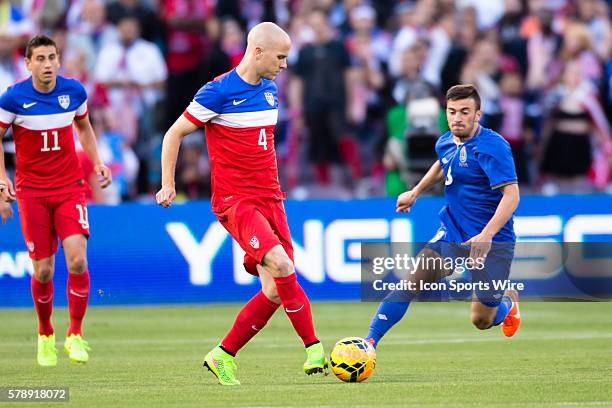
[1,301,611,407]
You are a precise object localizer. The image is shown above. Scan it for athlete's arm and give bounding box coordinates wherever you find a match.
[74,115,112,189]
[156,115,199,208]
[463,183,520,261]
[0,200,12,224]
[481,183,520,238]
[0,126,16,202]
[396,161,444,212]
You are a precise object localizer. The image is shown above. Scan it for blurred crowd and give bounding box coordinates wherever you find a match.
[1,0,611,203]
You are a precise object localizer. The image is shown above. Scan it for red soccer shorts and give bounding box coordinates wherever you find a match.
[17,192,90,260]
[215,196,294,276]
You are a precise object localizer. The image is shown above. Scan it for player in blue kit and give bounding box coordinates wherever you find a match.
[366,85,522,348]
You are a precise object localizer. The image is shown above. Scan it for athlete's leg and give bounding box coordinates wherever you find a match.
[32,256,55,336]
[470,244,520,335]
[62,234,90,337]
[366,246,449,347]
[18,195,58,336]
[258,264,281,304]
[231,198,319,347]
[54,193,92,363]
[470,290,518,331]
[19,194,59,366]
[219,265,280,356]
[263,244,319,346]
[263,200,326,374]
[204,263,283,385]
[470,294,498,330]
[32,256,58,367]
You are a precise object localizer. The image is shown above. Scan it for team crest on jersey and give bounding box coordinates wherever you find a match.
[250,236,260,249]
[459,146,468,167]
[264,92,274,106]
[58,95,70,109]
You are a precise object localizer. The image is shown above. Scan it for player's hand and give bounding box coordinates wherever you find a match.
[94,164,112,189]
[462,232,493,265]
[0,178,16,202]
[156,185,176,208]
[396,189,418,213]
[0,201,12,224]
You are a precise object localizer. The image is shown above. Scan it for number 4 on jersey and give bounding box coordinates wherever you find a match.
[258,128,268,150]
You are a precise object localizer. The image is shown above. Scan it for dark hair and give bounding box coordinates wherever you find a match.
[445,84,481,110]
[25,35,59,59]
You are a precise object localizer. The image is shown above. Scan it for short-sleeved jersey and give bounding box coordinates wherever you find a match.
[183,69,283,213]
[0,76,88,198]
[435,125,518,242]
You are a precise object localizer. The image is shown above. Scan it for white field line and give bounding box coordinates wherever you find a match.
[1,332,612,349]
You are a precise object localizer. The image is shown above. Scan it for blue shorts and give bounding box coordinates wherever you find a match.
[426,223,515,307]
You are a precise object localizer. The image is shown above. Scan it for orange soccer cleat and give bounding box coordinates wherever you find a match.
[502,289,521,337]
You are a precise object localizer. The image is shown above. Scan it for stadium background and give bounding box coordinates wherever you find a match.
[1,0,611,306]
[1,2,612,405]
[1,195,611,306]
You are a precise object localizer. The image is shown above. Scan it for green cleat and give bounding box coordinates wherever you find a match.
[64,334,91,364]
[303,342,328,375]
[203,346,241,386]
[37,334,58,367]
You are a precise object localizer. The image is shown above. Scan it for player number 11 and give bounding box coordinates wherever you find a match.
[258,128,268,150]
[41,131,61,152]
[76,204,89,229]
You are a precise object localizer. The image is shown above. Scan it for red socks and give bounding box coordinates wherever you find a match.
[221,291,280,356]
[220,275,319,356]
[31,272,90,337]
[274,273,319,346]
[31,277,54,336]
[66,271,90,336]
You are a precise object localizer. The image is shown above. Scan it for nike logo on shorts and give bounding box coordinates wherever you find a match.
[232,99,247,105]
[23,102,37,108]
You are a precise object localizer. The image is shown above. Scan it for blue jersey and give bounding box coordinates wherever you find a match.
[435,125,518,242]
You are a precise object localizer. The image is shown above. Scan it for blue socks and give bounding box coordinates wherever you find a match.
[366,292,513,347]
[492,295,513,326]
[366,290,415,348]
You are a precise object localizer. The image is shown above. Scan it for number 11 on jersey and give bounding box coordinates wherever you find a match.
[258,128,268,150]
[41,131,60,152]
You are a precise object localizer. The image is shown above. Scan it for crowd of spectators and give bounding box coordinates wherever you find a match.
[1,0,611,202]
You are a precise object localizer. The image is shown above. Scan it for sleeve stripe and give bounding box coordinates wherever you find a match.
[183,110,206,127]
[75,110,88,120]
[186,100,218,123]
[492,180,518,189]
[75,100,88,117]
[0,107,15,125]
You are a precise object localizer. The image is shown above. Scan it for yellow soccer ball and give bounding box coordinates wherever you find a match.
[330,337,376,382]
